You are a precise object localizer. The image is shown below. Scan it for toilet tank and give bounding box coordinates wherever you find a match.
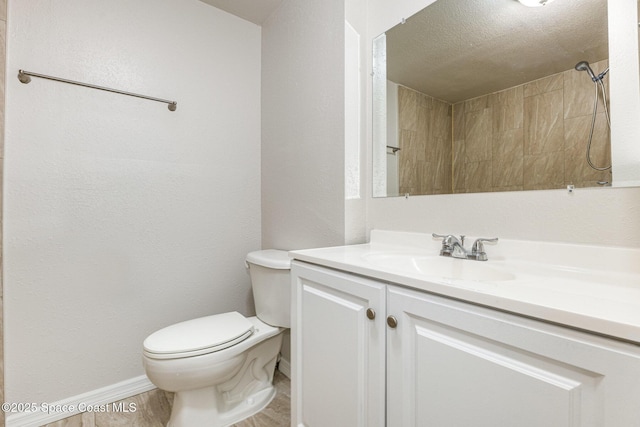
[246,250,291,328]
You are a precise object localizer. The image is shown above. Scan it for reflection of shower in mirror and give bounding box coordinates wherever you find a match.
[575,60,611,172]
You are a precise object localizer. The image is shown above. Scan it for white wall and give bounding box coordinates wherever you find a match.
[261,0,347,251]
[345,0,369,244]
[366,0,640,248]
[609,0,640,187]
[4,0,262,404]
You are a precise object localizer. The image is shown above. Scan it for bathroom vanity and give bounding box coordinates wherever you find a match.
[290,231,640,426]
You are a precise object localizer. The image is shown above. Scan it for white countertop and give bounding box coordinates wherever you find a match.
[290,230,640,344]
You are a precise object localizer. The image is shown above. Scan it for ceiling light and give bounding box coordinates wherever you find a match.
[518,0,555,6]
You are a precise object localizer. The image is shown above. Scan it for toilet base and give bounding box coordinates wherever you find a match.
[164,329,284,427]
[168,384,276,427]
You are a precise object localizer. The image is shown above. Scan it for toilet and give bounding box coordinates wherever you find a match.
[142,250,291,427]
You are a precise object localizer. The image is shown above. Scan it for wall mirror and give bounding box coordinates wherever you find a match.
[372,0,625,197]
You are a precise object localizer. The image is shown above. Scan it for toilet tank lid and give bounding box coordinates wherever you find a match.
[246,249,291,269]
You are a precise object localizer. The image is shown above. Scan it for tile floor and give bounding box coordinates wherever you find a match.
[42,370,290,427]
[232,370,291,427]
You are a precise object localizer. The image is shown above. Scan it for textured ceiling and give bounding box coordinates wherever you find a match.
[198,0,283,25]
[385,0,608,103]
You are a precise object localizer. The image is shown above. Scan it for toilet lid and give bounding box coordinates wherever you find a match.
[143,312,254,359]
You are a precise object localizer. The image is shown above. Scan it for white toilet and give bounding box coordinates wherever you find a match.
[142,250,291,427]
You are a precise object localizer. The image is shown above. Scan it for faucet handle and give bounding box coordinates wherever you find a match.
[432,233,458,256]
[471,237,499,261]
[432,233,450,240]
[432,233,457,247]
[432,233,464,243]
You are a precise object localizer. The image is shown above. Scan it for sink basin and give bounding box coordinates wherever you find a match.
[363,253,516,282]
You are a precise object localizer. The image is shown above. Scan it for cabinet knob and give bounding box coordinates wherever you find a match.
[387,315,398,328]
[366,308,376,320]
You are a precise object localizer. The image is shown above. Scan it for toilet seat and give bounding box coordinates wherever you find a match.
[143,311,254,360]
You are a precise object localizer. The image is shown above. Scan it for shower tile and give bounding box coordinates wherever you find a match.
[399,156,417,196]
[490,86,523,107]
[453,102,465,140]
[493,155,524,188]
[523,89,564,155]
[464,94,490,112]
[523,74,563,98]
[464,108,492,162]
[563,67,597,119]
[419,121,431,163]
[429,99,451,140]
[428,138,452,194]
[397,84,454,195]
[523,152,565,190]
[395,58,610,195]
[564,115,591,183]
[416,161,431,194]
[399,129,420,193]
[491,86,523,134]
[453,139,466,193]
[523,183,566,191]
[416,113,429,162]
[493,127,524,157]
[492,102,523,134]
[399,129,418,160]
[465,160,492,192]
[492,128,524,187]
[417,90,433,109]
[564,113,611,183]
[398,86,419,132]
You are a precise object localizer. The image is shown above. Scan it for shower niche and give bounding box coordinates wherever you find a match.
[372,0,611,197]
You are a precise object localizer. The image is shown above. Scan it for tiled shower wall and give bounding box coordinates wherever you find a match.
[397,86,452,195]
[397,59,611,194]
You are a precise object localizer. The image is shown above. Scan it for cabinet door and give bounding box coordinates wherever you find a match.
[387,285,640,427]
[291,261,386,427]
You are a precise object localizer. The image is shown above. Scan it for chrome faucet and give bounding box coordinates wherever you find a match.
[432,234,498,261]
[432,234,468,259]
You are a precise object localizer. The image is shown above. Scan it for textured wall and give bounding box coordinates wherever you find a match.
[261,0,347,251]
[5,0,261,405]
[0,0,6,425]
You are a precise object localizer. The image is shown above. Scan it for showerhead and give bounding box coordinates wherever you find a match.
[575,61,598,82]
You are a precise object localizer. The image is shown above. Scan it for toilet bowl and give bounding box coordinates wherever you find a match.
[142,250,291,427]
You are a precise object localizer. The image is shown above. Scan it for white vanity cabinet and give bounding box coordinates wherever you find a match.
[386,285,640,427]
[291,261,386,427]
[292,261,640,427]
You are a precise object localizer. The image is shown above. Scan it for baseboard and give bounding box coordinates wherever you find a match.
[6,375,156,427]
[278,356,291,379]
